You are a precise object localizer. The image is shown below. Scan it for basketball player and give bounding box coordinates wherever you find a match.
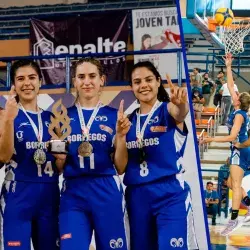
[59,58,130,250]
[203,55,250,235]
[116,61,198,250]
[0,60,63,249]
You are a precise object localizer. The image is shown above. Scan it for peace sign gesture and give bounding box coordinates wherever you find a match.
[5,85,19,120]
[116,100,131,137]
[167,74,187,106]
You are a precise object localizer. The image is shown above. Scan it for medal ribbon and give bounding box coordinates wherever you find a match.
[76,102,102,141]
[136,100,161,148]
[19,104,43,143]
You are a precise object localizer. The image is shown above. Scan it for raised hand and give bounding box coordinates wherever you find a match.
[223,53,233,67]
[167,74,187,106]
[116,100,131,137]
[4,86,19,120]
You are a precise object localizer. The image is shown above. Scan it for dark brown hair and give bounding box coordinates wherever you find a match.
[10,59,42,103]
[130,61,170,103]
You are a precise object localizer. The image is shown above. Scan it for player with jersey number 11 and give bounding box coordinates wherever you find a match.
[116,61,199,250]
[59,58,130,250]
[0,59,64,250]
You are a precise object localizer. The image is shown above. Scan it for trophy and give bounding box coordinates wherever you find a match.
[48,99,71,154]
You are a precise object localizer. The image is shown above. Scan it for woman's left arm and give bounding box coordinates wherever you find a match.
[166,74,189,123]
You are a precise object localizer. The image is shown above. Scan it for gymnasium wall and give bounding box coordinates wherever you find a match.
[0,0,87,8]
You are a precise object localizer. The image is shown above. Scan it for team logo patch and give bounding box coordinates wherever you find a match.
[150,126,167,132]
[8,241,21,247]
[170,238,184,248]
[99,125,113,135]
[61,233,72,240]
[109,238,123,248]
[16,131,24,142]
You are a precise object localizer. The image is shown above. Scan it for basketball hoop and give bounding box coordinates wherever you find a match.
[221,18,250,55]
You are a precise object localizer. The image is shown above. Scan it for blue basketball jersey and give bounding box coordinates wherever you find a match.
[124,102,188,186]
[5,109,59,183]
[227,109,249,143]
[63,105,117,178]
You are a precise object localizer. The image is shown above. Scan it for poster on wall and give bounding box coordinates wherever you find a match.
[132,7,185,80]
[30,11,128,85]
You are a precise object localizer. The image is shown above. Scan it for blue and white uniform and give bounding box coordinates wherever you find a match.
[124,101,198,250]
[59,104,128,250]
[227,109,250,170]
[0,108,60,250]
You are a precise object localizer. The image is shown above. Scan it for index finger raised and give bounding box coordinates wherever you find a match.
[9,85,16,99]
[166,74,174,88]
[118,99,124,115]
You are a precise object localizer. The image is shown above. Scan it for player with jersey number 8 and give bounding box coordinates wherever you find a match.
[116,61,199,250]
[0,59,64,250]
[59,58,130,250]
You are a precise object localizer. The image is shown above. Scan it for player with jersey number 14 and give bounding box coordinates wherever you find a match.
[59,58,131,250]
[0,60,64,250]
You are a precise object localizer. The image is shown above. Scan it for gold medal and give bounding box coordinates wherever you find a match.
[78,142,93,157]
[34,149,46,165]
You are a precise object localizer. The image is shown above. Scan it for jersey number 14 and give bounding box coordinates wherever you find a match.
[37,161,54,177]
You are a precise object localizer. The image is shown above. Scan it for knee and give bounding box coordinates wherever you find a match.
[231,180,241,189]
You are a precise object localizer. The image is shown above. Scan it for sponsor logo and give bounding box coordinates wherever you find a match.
[99,125,113,135]
[8,241,21,247]
[33,37,54,69]
[110,238,123,249]
[170,238,184,248]
[61,233,72,240]
[148,116,159,124]
[18,122,31,128]
[95,115,108,122]
[33,37,126,68]
[150,126,167,132]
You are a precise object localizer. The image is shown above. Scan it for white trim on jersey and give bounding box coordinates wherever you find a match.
[231,148,240,166]
[185,192,199,250]
[112,175,130,250]
[0,183,6,250]
[174,129,186,152]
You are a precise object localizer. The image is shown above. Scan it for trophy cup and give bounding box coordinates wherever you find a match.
[48,99,71,154]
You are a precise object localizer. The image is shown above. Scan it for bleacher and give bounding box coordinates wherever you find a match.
[0,0,174,40]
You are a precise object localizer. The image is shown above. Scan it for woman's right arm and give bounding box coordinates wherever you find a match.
[0,96,19,163]
[113,100,131,175]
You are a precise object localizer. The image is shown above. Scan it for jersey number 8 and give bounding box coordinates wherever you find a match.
[140,161,149,177]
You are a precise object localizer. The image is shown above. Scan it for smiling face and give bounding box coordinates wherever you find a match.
[73,62,105,101]
[14,66,41,103]
[131,67,160,104]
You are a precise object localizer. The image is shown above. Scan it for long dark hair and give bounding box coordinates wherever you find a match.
[130,61,170,103]
[10,59,42,103]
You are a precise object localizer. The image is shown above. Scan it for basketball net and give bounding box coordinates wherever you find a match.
[221,19,250,55]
